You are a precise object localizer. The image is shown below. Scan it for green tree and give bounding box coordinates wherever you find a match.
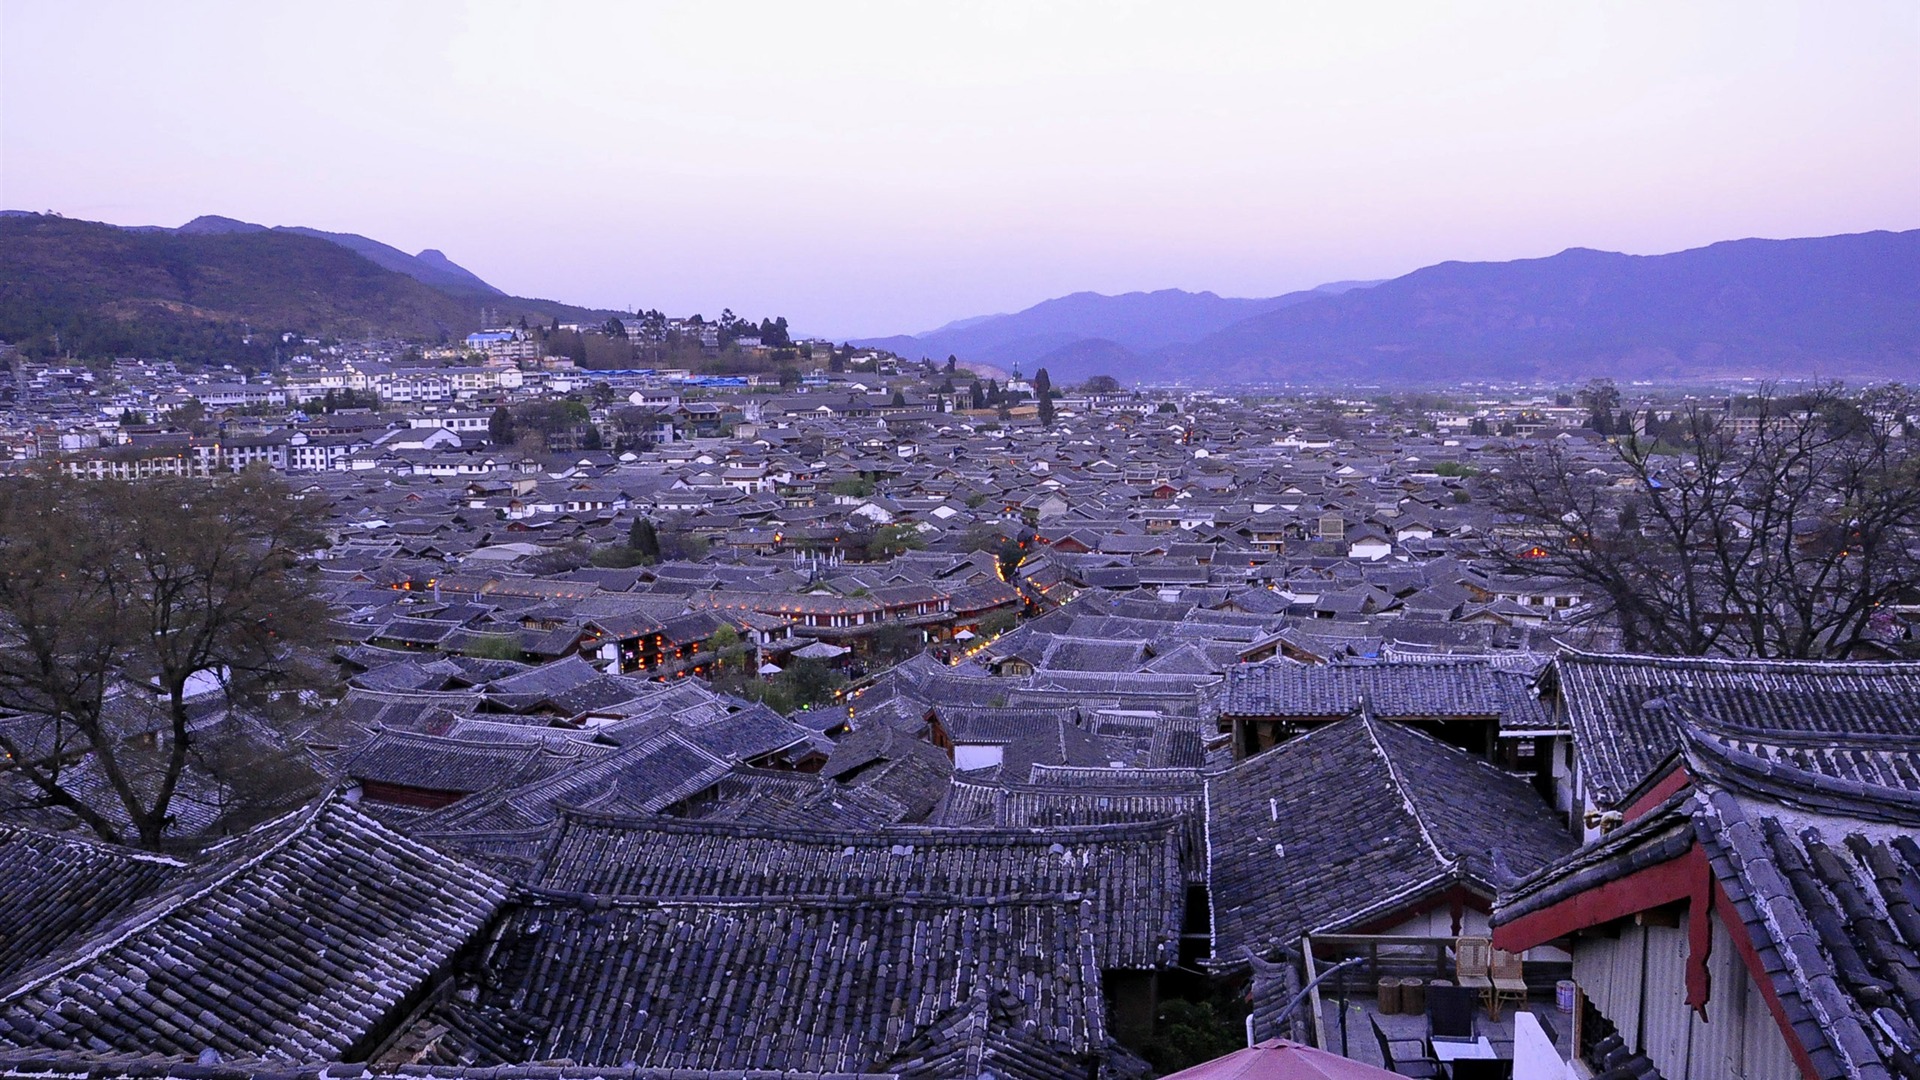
[867,624,926,664]
[628,517,661,563]
[1081,374,1120,394]
[488,405,515,445]
[977,608,1019,638]
[169,398,208,432]
[657,523,709,562]
[1033,367,1054,426]
[777,658,842,710]
[1138,999,1249,1075]
[870,523,926,558]
[1579,378,1621,433]
[588,545,647,568]
[462,633,524,661]
[0,471,330,849]
[995,535,1027,581]
[704,624,743,678]
[829,477,876,498]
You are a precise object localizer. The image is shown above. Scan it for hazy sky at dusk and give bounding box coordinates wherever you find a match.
[4,1,1916,337]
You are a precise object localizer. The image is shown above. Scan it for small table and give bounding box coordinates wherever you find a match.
[1430,1036,1496,1063]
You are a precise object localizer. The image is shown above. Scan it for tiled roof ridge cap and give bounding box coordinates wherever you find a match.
[1324,656,1494,669]
[1027,764,1205,776]
[1681,721,1920,823]
[0,822,190,867]
[1360,714,1454,871]
[1693,796,1878,1078]
[1556,648,1920,674]
[515,887,1097,910]
[550,806,1182,844]
[1316,866,1463,937]
[345,728,558,755]
[0,1052,902,1080]
[339,688,486,704]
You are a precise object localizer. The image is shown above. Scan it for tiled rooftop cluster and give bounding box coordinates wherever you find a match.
[1,367,1917,1079]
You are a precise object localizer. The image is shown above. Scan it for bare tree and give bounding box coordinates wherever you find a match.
[1486,386,1920,659]
[0,470,330,848]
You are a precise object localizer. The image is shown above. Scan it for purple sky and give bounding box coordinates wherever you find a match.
[4,1,1916,338]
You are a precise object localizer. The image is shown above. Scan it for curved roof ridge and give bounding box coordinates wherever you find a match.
[1555,648,1920,675]
[1359,715,1453,871]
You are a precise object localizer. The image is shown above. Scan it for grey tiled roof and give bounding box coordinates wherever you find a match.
[0,794,507,1060]
[0,828,184,985]
[0,1052,896,1080]
[410,729,733,833]
[1498,719,1920,1080]
[1206,715,1571,962]
[531,811,1184,969]
[1548,650,1920,808]
[404,894,1106,1073]
[1219,658,1504,719]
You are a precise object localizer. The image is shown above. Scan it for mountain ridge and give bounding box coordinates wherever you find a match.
[0,213,609,365]
[852,284,1360,372]
[171,215,507,296]
[858,231,1919,384]
[1157,230,1920,384]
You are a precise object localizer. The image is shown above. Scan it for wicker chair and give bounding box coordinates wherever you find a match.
[1453,935,1495,1023]
[1489,948,1527,1020]
[1454,936,1493,991]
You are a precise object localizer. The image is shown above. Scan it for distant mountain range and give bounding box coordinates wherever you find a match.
[862,232,1920,385]
[853,281,1378,373]
[0,212,609,364]
[7,211,1915,383]
[151,215,508,297]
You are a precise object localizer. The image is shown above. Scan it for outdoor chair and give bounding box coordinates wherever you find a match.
[1488,948,1527,1020]
[1427,984,1478,1040]
[1370,1015,1441,1079]
[1454,935,1494,1018]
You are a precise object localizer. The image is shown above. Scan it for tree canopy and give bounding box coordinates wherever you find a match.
[1033,367,1055,426]
[0,471,331,848]
[1489,386,1920,658]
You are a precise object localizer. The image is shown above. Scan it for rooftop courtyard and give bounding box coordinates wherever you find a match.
[1301,934,1577,1077]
